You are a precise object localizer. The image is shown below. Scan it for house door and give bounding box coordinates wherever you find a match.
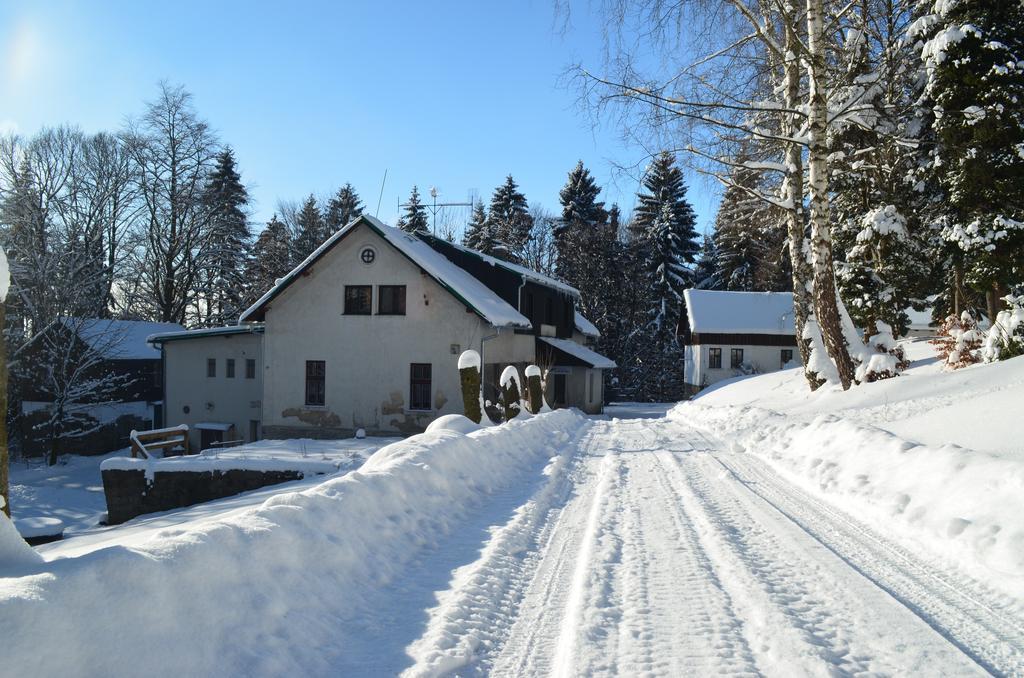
[553,373,567,407]
[200,428,224,451]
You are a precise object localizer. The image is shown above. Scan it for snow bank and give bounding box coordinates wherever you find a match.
[671,349,1024,600]
[0,498,42,571]
[0,410,585,677]
[425,414,482,435]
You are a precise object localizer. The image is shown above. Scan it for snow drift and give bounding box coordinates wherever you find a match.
[670,349,1024,601]
[0,410,586,677]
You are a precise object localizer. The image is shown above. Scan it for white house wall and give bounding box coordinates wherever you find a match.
[261,223,528,437]
[162,332,264,450]
[688,342,795,388]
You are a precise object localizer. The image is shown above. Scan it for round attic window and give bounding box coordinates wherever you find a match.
[360,246,376,265]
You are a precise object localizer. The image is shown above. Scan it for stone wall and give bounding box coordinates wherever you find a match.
[102,467,309,525]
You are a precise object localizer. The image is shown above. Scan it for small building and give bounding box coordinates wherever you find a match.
[147,325,264,452]
[680,289,797,392]
[18,318,183,455]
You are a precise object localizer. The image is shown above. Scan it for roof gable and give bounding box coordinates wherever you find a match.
[683,289,795,336]
[239,216,530,328]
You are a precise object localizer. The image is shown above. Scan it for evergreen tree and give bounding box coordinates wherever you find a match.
[693,234,721,290]
[292,194,327,264]
[913,0,1024,321]
[201,147,250,326]
[397,185,429,234]
[463,199,499,254]
[325,183,362,231]
[246,215,292,307]
[487,175,533,262]
[556,161,606,284]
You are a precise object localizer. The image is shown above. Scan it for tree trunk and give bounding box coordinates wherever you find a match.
[0,301,8,518]
[806,0,856,390]
[782,18,824,391]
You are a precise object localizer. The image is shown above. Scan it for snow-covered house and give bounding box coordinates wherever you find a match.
[155,215,613,443]
[18,318,184,456]
[680,289,797,392]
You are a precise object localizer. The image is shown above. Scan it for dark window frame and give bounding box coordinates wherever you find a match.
[344,285,373,315]
[245,358,256,379]
[207,358,216,378]
[226,358,235,378]
[377,285,407,315]
[708,348,722,369]
[731,348,744,369]
[410,363,432,411]
[305,360,326,407]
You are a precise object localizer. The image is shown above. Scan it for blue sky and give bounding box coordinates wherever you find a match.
[0,0,718,237]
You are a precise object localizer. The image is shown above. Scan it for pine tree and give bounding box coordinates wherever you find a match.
[556,161,606,284]
[325,183,362,231]
[463,199,499,254]
[692,234,721,290]
[292,194,327,264]
[913,0,1024,321]
[246,215,292,307]
[201,147,250,325]
[487,175,533,263]
[398,185,429,234]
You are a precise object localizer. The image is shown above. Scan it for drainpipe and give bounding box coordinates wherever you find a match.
[480,328,500,409]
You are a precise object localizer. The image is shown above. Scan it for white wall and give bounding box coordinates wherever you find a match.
[689,342,795,388]
[163,332,264,450]
[261,223,528,436]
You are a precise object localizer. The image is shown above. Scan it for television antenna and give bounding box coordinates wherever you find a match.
[399,186,473,237]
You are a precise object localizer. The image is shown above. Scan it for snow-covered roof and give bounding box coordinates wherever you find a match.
[63,318,185,360]
[574,311,600,338]
[420,234,580,297]
[240,216,530,329]
[683,289,794,336]
[147,324,264,345]
[538,336,617,369]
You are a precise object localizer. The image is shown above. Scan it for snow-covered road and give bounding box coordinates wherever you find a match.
[403,416,1023,677]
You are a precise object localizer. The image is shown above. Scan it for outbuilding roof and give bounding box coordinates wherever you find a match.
[683,289,795,336]
[61,318,185,360]
[538,336,617,369]
[239,216,531,329]
[147,324,264,345]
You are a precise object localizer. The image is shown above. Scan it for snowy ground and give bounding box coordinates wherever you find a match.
[8,436,395,545]
[2,345,1022,676]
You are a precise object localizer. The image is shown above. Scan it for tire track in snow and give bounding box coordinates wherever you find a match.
[709,446,1024,676]
[653,428,985,676]
[400,422,595,677]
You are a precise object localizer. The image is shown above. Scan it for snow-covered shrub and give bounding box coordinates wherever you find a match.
[457,350,482,424]
[524,364,543,414]
[499,366,522,422]
[931,311,983,369]
[981,295,1024,362]
[856,321,906,382]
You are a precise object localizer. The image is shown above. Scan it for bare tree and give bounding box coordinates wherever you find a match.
[125,82,218,324]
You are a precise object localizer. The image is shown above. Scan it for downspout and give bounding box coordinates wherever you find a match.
[480,328,500,410]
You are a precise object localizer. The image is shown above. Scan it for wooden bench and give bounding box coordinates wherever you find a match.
[129,425,191,459]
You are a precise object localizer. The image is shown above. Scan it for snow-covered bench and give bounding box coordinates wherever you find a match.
[129,425,190,459]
